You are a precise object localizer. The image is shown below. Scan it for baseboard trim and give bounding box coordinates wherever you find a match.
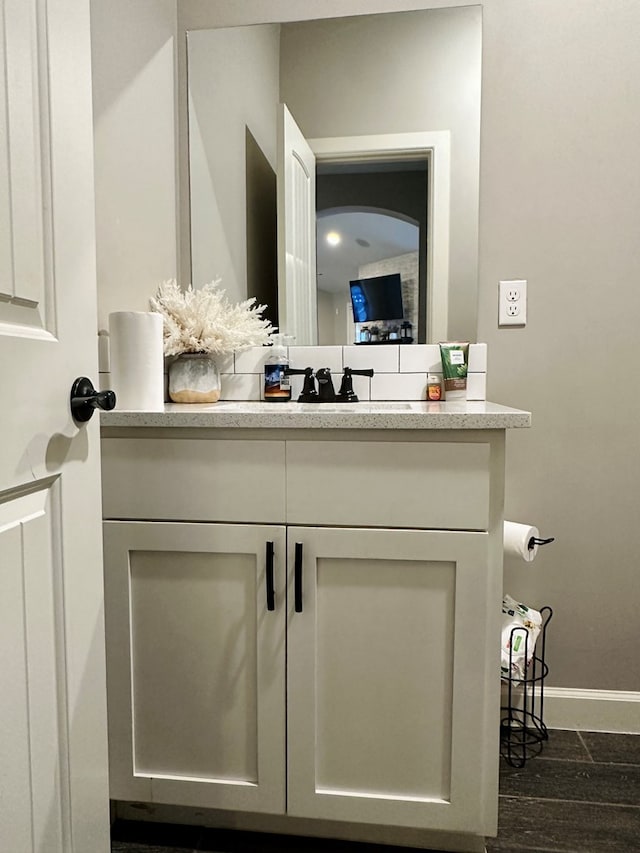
[542,688,640,734]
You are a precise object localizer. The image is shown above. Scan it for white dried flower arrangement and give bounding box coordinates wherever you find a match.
[150,278,275,357]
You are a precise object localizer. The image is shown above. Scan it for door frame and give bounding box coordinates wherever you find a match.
[309,132,451,345]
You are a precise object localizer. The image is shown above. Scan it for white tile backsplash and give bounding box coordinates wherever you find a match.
[100,337,488,404]
[288,346,343,374]
[214,351,235,374]
[287,373,306,401]
[399,344,441,373]
[221,373,261,401]
[466,373,487,402]
[371,373,427,401]
[342,345,399,373]
[233,347,270,374]
[468,343,487,373]
[351,374,372,401]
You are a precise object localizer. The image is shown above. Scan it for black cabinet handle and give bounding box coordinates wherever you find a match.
[266,541,275,611]
[294,542,303,612]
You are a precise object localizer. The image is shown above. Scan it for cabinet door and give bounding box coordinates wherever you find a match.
[103,522,286,814]
[287,527,493,834]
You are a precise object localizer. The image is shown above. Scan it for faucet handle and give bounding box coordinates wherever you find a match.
[286,366,318,403]
[336,367,375,403]
[345,367,374,378]
[284,366,311,376]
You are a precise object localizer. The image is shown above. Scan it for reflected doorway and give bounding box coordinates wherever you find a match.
[315,159,428,346]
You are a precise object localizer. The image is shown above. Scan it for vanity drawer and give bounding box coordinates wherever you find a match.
[101,438,286,523]
[286,440,490,530]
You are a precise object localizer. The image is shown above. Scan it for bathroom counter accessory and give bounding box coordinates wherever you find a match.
[100,399,530,430]
[501,606,553,768]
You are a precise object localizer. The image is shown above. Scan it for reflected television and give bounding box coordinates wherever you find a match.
[349,273,404,323]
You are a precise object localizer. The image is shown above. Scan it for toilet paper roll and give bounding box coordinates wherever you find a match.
[108,311,164,411]
[504,520,540,562]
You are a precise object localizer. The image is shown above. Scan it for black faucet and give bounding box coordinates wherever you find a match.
[316,367,336,403]
[286,366,375,403]
[336,367,375,403]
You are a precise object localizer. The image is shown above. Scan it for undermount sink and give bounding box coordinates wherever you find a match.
[306,402,414,412]
[206,401,415,412]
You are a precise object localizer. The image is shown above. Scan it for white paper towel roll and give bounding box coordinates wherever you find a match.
[504,520,539,562]
[109,311,164,411]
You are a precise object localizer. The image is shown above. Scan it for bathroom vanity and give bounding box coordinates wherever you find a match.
[100,401,530,853]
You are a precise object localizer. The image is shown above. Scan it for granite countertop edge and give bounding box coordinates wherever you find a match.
[100,400,531,430]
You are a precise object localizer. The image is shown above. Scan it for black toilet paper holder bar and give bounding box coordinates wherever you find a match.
[528,536,554,551]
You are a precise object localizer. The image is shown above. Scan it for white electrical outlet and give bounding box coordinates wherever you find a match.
[499,279,527,326]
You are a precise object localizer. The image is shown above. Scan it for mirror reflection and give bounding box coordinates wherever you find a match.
[187,6,481,346]
[316,159,425,346]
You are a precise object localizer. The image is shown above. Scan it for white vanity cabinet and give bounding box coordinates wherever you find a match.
[102,520,287,814]
[286,525,490,834]
[100,410,523,851]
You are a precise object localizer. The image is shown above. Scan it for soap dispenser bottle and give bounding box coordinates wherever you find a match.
[264,335,291,402]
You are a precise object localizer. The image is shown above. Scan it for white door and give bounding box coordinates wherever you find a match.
[277,103,317,345]
[0,1,110,851]
[287,527,491,834]
[103,522,287,814]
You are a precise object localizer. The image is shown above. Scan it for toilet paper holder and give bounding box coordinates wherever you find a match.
[528,536,554,551]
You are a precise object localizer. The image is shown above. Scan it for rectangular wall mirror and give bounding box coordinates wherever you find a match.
[186,6,481,346]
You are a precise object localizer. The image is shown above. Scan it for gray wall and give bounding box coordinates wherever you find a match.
[95,0,640,694]
[479,0,640,691]
[91,0,178,330]
[187,25,280,303]
[178,0,640,693]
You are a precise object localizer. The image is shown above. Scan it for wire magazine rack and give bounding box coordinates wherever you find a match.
[500,606,553,768]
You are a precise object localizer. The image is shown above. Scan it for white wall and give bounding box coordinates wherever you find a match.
[91,0,178,330]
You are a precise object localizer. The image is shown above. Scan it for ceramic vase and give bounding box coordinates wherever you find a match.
[168,353,221,403]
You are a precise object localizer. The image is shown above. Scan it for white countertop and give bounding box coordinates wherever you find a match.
[100,400,531,430]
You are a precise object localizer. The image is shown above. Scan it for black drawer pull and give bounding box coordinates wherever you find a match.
[294,542,303,613]
[266,541,275,611]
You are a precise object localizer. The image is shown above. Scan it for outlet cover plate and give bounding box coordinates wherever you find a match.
[499,279,527,326]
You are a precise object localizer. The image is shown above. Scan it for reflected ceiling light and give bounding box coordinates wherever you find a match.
[326,231,341,246]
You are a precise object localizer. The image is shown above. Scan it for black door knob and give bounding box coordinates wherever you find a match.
[70,377,116,422]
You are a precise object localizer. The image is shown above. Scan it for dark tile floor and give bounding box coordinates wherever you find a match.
[111,731,640,853]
